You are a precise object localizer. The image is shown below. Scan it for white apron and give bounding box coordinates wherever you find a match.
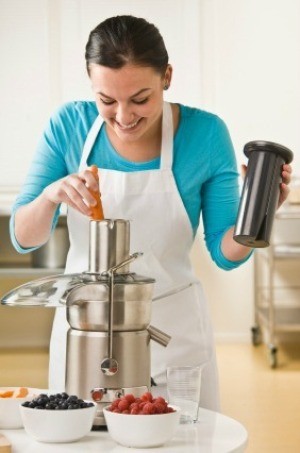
[49,102,220,411]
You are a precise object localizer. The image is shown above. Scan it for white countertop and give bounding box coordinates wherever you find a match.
[1,408,248,453]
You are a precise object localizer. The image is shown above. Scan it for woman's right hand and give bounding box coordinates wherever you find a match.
[42,168,100,216]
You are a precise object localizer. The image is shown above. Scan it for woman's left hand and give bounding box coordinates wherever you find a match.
[278,163,292,208]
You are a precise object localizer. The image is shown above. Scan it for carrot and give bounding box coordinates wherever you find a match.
[89,165,104,220]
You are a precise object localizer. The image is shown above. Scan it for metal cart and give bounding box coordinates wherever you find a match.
[252,205,300,367]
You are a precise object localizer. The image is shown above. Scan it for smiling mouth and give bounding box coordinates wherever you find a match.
[115,118,141,130]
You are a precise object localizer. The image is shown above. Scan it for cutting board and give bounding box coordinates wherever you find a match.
[0,434,11,453]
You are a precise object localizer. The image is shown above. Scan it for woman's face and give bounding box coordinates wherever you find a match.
[89,63,171,143]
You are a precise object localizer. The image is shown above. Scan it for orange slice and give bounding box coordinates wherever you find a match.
[12,387,29,398]
[0,390,14,398]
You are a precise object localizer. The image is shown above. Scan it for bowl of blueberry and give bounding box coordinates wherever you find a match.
[20,392,96,443]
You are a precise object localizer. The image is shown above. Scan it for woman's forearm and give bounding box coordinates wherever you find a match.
[14,192,58,248]
[14,168,101,249]
[221,226,252,262]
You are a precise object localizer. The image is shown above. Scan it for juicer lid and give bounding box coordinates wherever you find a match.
[244,140,293,164]
[0,272,155,307]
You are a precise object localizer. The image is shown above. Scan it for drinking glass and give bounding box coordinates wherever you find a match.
[166,366,202,424]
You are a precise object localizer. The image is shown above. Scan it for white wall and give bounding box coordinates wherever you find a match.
[0,0,51,187]
[58,0,203,106]
[194,0,300,342]
[200,0,300,167]
[0,0,202,188]
[1,0,299,343]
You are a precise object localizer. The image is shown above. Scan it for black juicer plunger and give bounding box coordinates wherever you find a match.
[233,140,293,248]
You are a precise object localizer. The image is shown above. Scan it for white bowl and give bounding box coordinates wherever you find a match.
[0,387,35,429]
[103,405,181,448]
[20,401,96,443]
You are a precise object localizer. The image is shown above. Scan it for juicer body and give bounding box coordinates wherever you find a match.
[64,219,170,427]
[66,329,151,426]
[66,281,153,332]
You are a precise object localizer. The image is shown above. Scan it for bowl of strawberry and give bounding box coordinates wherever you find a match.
[103,391,180,448]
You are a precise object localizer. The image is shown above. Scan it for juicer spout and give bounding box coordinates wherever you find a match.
[148,325,171,347]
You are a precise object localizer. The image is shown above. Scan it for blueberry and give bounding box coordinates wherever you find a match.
[86,402,94,408]
[45,403,54,409]
[67,404,78,409]
[21,401,30,407]
[26,392,90,411]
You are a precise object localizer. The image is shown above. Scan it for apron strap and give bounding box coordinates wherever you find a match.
[79,115,104,172]
[160,102,174,170]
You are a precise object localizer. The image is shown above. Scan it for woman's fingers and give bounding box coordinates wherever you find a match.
[62,183,93,216]
[66,174,97,208]
[80,168,99,192]
[281,163,292,185]
[278,182,290,207]
[240,164,247,179]
[43,172,100,216]
[278,164,293,208]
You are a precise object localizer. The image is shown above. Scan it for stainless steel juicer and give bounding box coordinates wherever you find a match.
[1,219,171,426]
[65,219,172,426]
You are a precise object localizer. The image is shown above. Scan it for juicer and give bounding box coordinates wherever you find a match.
[1,219,171,427]
[65,219,172,426]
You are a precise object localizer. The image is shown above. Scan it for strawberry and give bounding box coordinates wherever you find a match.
[142,402,156,414]
[141,392,153,402]
[118,399,129,411]
[124,394,135,404]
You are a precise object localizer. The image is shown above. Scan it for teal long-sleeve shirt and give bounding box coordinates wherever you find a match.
[10,101,251,270]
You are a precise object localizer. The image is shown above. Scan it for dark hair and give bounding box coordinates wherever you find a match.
[85,15,169,75]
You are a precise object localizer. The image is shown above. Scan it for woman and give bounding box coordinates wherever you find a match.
[10,15,291,411]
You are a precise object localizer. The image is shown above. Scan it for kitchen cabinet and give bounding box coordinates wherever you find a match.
[253,205,300,367]
[0,215,67,276]
[0,208,68,348]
